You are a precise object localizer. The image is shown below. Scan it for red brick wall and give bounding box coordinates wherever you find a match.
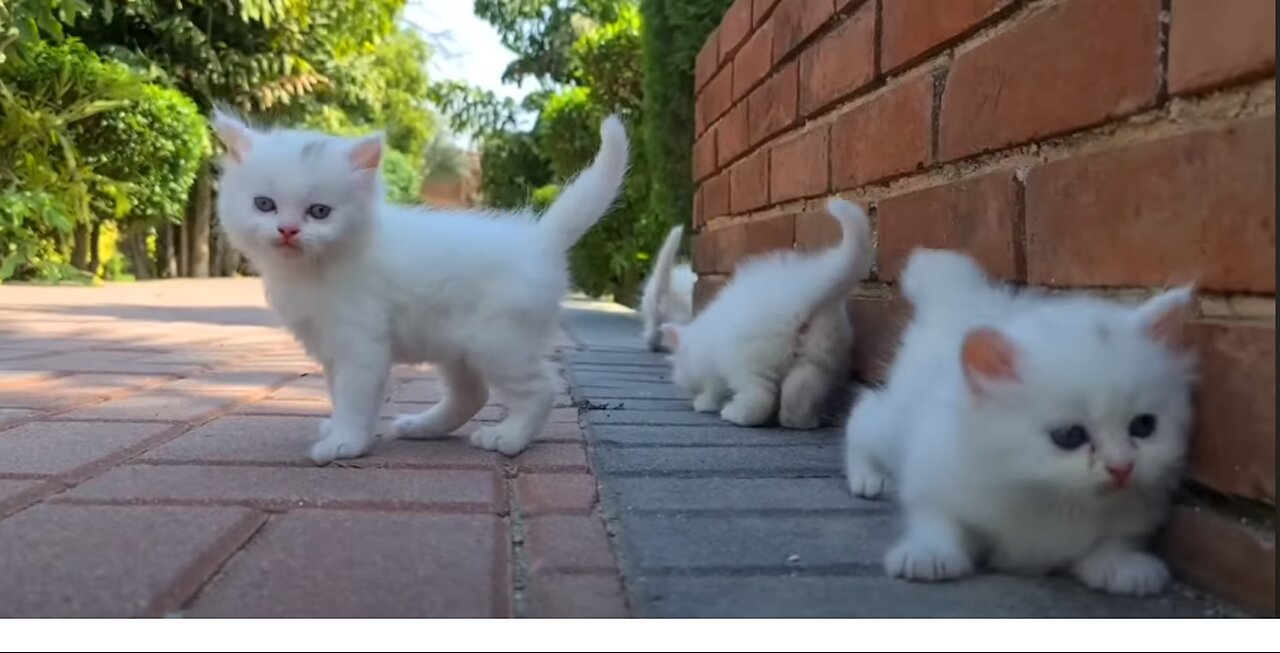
[692,0,1275,615]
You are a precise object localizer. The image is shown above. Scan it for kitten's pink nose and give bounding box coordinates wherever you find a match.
[277,225,301,241]
[1106,462,1134,486]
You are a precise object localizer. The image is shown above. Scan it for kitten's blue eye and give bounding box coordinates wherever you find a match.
[1128,414,1157,439]
[306,204,331,220]
[254,196,276,212]
[1049,424,1090,450]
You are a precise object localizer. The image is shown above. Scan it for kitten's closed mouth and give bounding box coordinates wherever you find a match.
[274,240,303,252]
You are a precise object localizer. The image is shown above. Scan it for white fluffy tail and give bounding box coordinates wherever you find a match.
[537,115,630,251]
[650,225,684,310]
[899,248,991,309]
[808,198,873,311]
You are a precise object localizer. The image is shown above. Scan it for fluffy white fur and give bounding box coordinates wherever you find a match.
[639,225,696,351]
[844,249,1197,596]
[661,199,870,429]
[212,111,629,464]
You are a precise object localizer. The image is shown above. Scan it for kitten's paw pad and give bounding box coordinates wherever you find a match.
[391,414,451,440]
[308,435,372,466]
[469,425,533,457]
[720,400,770,426]
[1074,551,1169,596]
[691,394,722,413]
[885,538,973,582]
[845,468,890,500]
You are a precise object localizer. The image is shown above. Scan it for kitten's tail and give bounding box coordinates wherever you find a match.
[805,198,873,312]
[899,248,992,309]
[641,224,685,350]
[537,115,630,251]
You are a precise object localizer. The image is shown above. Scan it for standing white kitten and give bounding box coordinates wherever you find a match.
[639,224,696,351]
[844,248,1196,596]
[661,199,871,429]
[212,112,628,464]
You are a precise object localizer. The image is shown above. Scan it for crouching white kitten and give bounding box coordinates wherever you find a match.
[661,199,871,429]
[212,112,629,464]
[639,224,696,351]
[844,248,1197,596]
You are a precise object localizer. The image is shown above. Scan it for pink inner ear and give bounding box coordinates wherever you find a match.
[213,118,251,163]
[961,328,1019,386]
[348,137,383,170]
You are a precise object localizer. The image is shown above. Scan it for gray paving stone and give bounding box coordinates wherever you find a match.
[587,424,835,447]
[608,477,863,512]
[598,445,843,476]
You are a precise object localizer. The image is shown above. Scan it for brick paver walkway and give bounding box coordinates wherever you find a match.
[0,279,626,618]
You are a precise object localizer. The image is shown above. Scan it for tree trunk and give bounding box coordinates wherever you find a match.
[187,167,212,278]
[160,225,179,278]
[126,228,152,280]
[88,221,103,277]
[70,224,90,270]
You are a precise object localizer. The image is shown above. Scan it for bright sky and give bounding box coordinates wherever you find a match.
[402,0,529,146]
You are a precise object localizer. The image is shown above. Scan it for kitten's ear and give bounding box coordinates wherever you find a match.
[961,327,1020,394]
[1134,284,1195,349]
[659,323,682,352]
[211,110,253,164]
[349,133,384,171]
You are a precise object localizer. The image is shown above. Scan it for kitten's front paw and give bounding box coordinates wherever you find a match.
[692,393,723,413]
[720,397,771,426]
[885,537,974,582]
[469,424,533,457]
[309,432,373,465]
[1073,549,1169,596]
[845,466,890,500]
[391,413,451,440]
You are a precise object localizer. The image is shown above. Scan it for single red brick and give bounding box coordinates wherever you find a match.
[733,18,774,102]
[696,65,734,135]
[730,148,771,213]
[882,0,1007,72]
[744,214,796,259]
[748,61,798,146]
[695,27,721,91]
[1188,322,1275,503]
[190,511,506,617]
[694,276,728,312]
[516,473,598,514]
[702,171,731,220]
[831,73,934,189]
[1169,0,1276,95]
[799,1,875,116]
[57,392,236,422]
[771,126,830,203]
[539,421,586,443]
[940,0,1160,161]
[1161,506,1276,617]
[693,127,718,182]
[1025,118,1275,293]
[61,465,499,511]
[719,0,754,60]
[515,443,588,473]
[877,171,1022,282]
[547,407,579,424]
[753,0,780,25]
[526,514,617,573]
[529,572,628,618]
[847,296,911,383]
[772,0,835,63]
[0,420,173,476]
[718,101,751,166]
[0,504,259,617]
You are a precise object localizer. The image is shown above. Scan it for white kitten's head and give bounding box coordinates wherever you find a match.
[959,286,1197,497]
[211,110,384,266]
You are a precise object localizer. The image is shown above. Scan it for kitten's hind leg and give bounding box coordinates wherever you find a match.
[469,355,553,456]
[844,389,894,499]
[392,358,488,439]
[691,378,728,413]
[778,361,835,429]
[310,347,391,465]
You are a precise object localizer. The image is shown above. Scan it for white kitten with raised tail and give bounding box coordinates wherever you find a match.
[212,111,628,464]
[844,248,1196,596]
[639,224,696,351]
[661,199,871,429]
